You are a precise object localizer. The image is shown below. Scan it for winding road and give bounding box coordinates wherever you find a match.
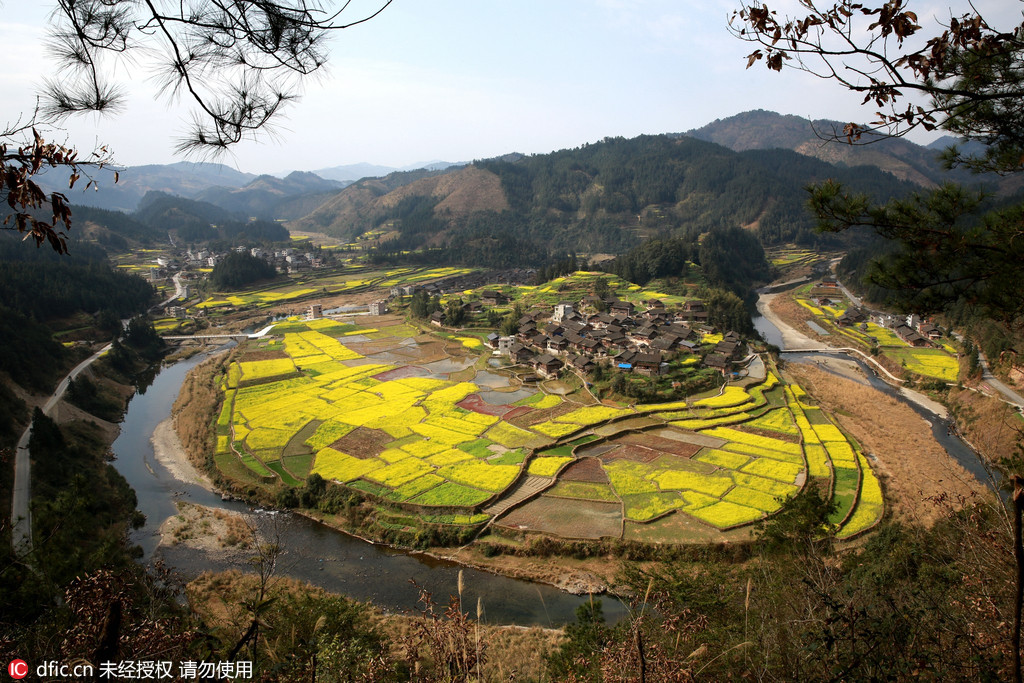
[10,343,112,554]
[977,350,1024,409]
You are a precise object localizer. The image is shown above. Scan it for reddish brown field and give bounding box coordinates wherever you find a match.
[500,406,533,423]
[508,401,577,428]
[331,427,392,459]
[457,394,514,416]
[617,433,702,457]
[600,444,662,464]
[560,457,609,483]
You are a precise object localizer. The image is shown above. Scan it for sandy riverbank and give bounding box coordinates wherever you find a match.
[158,501,256,558]
[757,292,828,351]
[760,291,954,420]
[151,418,216,492]
[151,416,615,594]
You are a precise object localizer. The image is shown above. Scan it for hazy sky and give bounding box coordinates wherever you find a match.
[1,1,1020,175]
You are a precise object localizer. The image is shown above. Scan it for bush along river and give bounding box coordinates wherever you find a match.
[110,347,627,627]
[752,311,995,488]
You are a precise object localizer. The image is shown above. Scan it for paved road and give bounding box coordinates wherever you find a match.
[10,343,112,554]
[977,350,1024,408]
[150,271,186,313]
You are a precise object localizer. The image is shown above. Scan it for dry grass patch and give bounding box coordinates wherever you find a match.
[498,497,623,539]
[788,365,989,525]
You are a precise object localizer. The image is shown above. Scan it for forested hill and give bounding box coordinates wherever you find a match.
[289,133,917,266]
[687,109,1019,193]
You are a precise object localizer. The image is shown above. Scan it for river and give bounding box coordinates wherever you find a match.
[110,348,627,627]
[112,308,988,627]
[752,310,995,488]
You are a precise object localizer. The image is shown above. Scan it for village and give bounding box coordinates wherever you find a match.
[808,276,946,348]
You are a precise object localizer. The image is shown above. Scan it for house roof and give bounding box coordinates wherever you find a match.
[652,337,677,351]
[704,353,728,368]
[570,354,594,368]
[534,353,562,367]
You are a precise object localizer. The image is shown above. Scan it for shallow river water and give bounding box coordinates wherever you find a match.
[110,348,627,627]
[752,312,994,487]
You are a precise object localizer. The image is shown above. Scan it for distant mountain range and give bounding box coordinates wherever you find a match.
[289,131,928,266]
[41,159,464,215]
[685,109,1018,193]
[50,161,258,213]
[38,109,1022,266]
[311,160,463,183]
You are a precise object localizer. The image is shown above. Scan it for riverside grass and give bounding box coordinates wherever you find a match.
[215,314,879,537]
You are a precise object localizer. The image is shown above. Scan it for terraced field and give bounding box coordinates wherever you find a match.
[214,316,883,542]
[194,265,476,312]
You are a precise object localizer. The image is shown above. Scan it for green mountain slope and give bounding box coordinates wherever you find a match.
[288,133,917,265]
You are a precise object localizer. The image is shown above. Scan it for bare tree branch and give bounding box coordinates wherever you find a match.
[730,0,1024,170]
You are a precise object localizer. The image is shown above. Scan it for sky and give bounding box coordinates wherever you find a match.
[1,1,1021,176]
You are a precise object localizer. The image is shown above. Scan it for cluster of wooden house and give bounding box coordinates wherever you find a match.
[475,296,745,379]
[892,319,942,347]
[813,277,945,348]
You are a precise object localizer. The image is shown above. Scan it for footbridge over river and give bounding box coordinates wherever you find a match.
[163,324,277,344]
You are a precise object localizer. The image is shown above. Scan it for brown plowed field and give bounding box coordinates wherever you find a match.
[500,406,533,422]
[458,394,514,416]
[507,401,577,428]
[498,496,622,539]
[617,433,701,457]
[735,424,801,444]
[600,444,662,464]
[560,457,609,483]
[331,427,392,459]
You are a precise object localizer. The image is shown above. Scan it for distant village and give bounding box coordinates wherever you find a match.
[155,251,944,384]
[399,286,752,381]
[809,277,945,347]
[151,245,329,280]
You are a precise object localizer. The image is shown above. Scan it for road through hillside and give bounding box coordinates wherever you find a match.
[10,343,112,554]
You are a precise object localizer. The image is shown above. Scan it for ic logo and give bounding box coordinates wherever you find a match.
[8,660,28,679]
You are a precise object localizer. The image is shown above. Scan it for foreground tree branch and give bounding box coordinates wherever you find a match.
[44,0,393,153]
[730,0,1024,172]
[3,1,391,253]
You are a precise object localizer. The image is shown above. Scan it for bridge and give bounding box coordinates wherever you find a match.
[163,324,277,343]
